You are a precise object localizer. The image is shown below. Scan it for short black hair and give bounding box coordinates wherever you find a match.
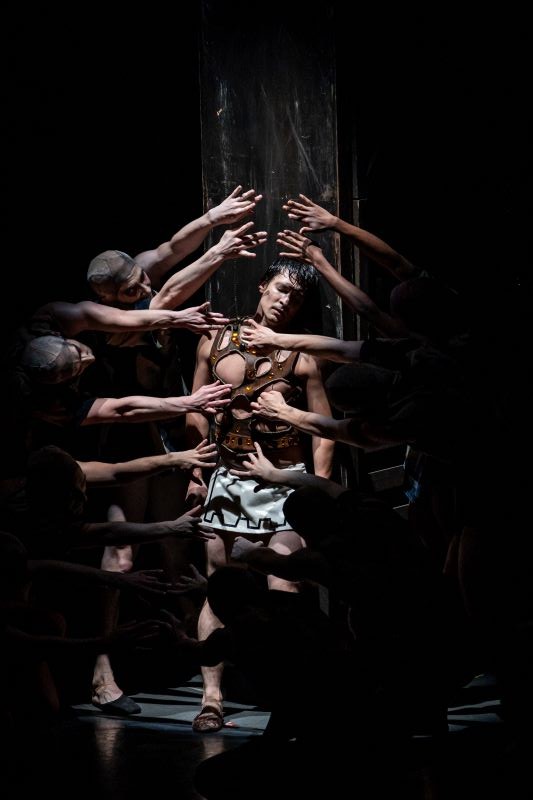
[260,258,319,294]
[260,258,321,332]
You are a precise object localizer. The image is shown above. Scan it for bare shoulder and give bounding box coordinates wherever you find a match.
[133,249,158,272]
[294,351,322,378]
[196,331,217,358]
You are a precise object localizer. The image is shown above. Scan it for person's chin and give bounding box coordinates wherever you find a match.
[268,311,283,326]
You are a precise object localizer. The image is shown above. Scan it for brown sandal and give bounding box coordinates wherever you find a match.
[192,704,224,733]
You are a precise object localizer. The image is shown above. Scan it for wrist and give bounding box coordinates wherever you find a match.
[172,310,188,328]
[206,244,227,265]
[284,405,302,425]
[167,397,189,415]
[268,468,283,483]
[168,452,185,468]
[206,208,222,227]
[312,251,332,274]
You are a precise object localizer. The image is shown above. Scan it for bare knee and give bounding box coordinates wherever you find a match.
[101,545,134,573]
[266,529,304,592]
[205,531,232,575]
[267,575,300,593]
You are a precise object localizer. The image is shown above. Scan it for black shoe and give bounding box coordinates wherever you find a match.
[92,694,142,716]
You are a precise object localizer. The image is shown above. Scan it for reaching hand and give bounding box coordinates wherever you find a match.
[282,194,336,232]
[208,185,263,226]
[119,569,173,598]
[231,536,265,561]
[213,222,267,261]
[174,302,229,334]
[229,442,277,483]
[172,563,208,595]
[188,380,231,414]
[276,229,321,265]
[250,390,288,420]
[239,319,277,353]
[168,439,218,471]
[167,507,216,541]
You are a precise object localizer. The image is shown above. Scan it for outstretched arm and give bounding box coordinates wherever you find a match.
[28,560,176,599]
[229,442,345,498]
[277,230,406,337]
[34,300,228,338]
[134,186,263,287]
[71,506,216,548]
[240,318,365,363]
[283,194,419,281]
[78,439,218,486]
[82,380,230,425]
[251,391,394,449]
[184,335,215,507]
[150,222,267,311]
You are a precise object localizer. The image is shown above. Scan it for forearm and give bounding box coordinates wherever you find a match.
[28,559,134,590]
[49,302,191,337]
[267,330,363,363]
[136,214,216,287]
[261,466,342,497]
[80,454,176,486]
[332,218,419,280]
[276,405,348,442]
[312,254,384,320]
[94,308,188,333]
[150,248,224,311]
[297,414,379,449]
[166,212,214,262]
[312,257,404,337]
[73,520,178,547]
[84,395,194,425]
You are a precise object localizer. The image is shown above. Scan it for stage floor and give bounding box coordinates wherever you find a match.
[3,673,529,799]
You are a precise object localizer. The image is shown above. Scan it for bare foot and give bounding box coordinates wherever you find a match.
[92,680,123,705]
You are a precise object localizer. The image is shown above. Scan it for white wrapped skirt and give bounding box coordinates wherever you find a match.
[202,464,306,535]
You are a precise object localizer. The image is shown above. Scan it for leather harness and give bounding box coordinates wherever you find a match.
[209,318,302,461]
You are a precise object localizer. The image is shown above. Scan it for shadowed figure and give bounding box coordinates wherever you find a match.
[156,565,412,799]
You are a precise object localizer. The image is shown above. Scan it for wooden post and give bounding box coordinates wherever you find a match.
[199,1,341,337]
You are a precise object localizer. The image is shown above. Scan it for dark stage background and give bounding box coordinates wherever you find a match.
[3,4,531,382]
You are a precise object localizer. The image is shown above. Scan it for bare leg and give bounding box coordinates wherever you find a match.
[149,469,200,633]
[192,525,305,733]
[193,531,231,732]
[92,504,137,707]
[267,529,306,592]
